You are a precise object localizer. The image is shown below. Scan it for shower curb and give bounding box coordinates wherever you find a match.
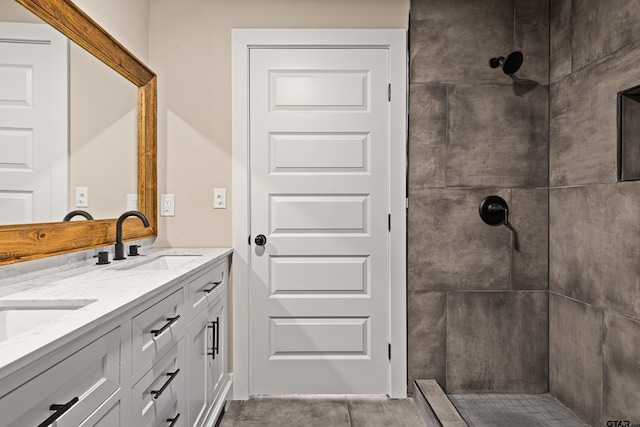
[413,380,468,427]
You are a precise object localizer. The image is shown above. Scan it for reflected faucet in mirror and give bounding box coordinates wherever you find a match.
[62,210,94,221]
[115,211,150,260]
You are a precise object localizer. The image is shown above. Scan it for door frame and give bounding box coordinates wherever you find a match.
[231,29,407,399]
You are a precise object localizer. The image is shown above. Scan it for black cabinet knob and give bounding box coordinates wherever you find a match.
[254,234,267,246]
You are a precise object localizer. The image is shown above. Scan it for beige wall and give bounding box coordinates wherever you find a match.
[149,0,410,248]
[0,0,38,22]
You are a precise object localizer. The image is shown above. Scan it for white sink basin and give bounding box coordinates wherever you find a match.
[0,299,96,343]
[117,255,201,271]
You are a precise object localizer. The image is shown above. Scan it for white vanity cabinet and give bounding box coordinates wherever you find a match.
[0,250,232,427]
[186,259,231,427]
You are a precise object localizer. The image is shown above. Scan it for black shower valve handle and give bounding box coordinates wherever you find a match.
[479,195,510,227]
[487,203,509,226]
[501,205,509,226]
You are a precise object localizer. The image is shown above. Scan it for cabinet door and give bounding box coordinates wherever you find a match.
[186,307,210,427]
[208,299,226,404]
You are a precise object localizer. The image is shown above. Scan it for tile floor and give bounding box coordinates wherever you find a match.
[448,393,590,427]
[217,395,426,427]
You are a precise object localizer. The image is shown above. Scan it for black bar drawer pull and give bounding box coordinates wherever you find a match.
[151,369,180,399]
[150,315,180,336]
[37,396,79,427]
[207,317,220,360]
[215,316,220,355]
[167,413,180,427]
[203,280,222,293]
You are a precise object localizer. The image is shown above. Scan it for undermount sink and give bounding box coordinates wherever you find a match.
[116,255,201,271]
[0,299,96,343]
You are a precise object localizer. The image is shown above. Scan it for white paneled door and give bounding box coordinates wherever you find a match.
[0,23,68,225]
[249,48,390,394]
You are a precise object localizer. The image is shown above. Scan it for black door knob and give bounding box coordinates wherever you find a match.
[254,234,267,246]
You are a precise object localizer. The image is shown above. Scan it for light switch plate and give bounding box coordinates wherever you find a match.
[127,194,138,211]
[76,187,88,208]
[161,194,175,216]
[214,188,226,209]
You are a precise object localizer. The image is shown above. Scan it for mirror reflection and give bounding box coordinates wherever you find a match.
[0,0,137,225]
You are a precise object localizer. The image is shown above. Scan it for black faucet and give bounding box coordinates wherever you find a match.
[114,211,150,260]
[62,210,94,221]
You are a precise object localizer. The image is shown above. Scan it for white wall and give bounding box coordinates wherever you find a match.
[149,0,410,248]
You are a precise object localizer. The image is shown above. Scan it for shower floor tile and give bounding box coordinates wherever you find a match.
[448,393,590,427]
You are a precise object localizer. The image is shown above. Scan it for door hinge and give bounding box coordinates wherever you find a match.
[388,83,391,102]
[388,343,391,360]
[388,214,391,231]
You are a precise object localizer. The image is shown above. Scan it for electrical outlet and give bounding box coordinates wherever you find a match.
[127,194,138,211]
[214,188,226,209]
[76,187,88,208]
[161,194,175,216]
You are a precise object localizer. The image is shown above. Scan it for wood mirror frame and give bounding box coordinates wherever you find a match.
[0,0,157,266]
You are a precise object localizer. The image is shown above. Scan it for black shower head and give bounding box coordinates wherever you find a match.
[489,51,524,75]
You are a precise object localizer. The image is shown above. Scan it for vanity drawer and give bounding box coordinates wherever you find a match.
[132,289,183,375]
[132,341,184,427]
[187,259,228,321]
[0,327,120,427]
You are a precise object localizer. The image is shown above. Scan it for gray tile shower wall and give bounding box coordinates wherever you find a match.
[549,294,603,424]
[410,0,640,422]
[550,0,640,424]
[446,291,548,393]
[447,84,548,188]
[407,291,446,387]
[550,184,640,321]
[550,42,640,186]
[408,0,550,392]
[602,313,640,424]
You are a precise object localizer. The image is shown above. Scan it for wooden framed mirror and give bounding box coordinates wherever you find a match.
[0,0,156,265]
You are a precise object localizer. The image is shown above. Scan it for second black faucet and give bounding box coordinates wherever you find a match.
[114,211,150,260]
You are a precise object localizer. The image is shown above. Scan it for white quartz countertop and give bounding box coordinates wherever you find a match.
[0,247,232,381]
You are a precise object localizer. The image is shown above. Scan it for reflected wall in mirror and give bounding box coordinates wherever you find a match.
[70,42,137,220]
[0,0,156,265]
